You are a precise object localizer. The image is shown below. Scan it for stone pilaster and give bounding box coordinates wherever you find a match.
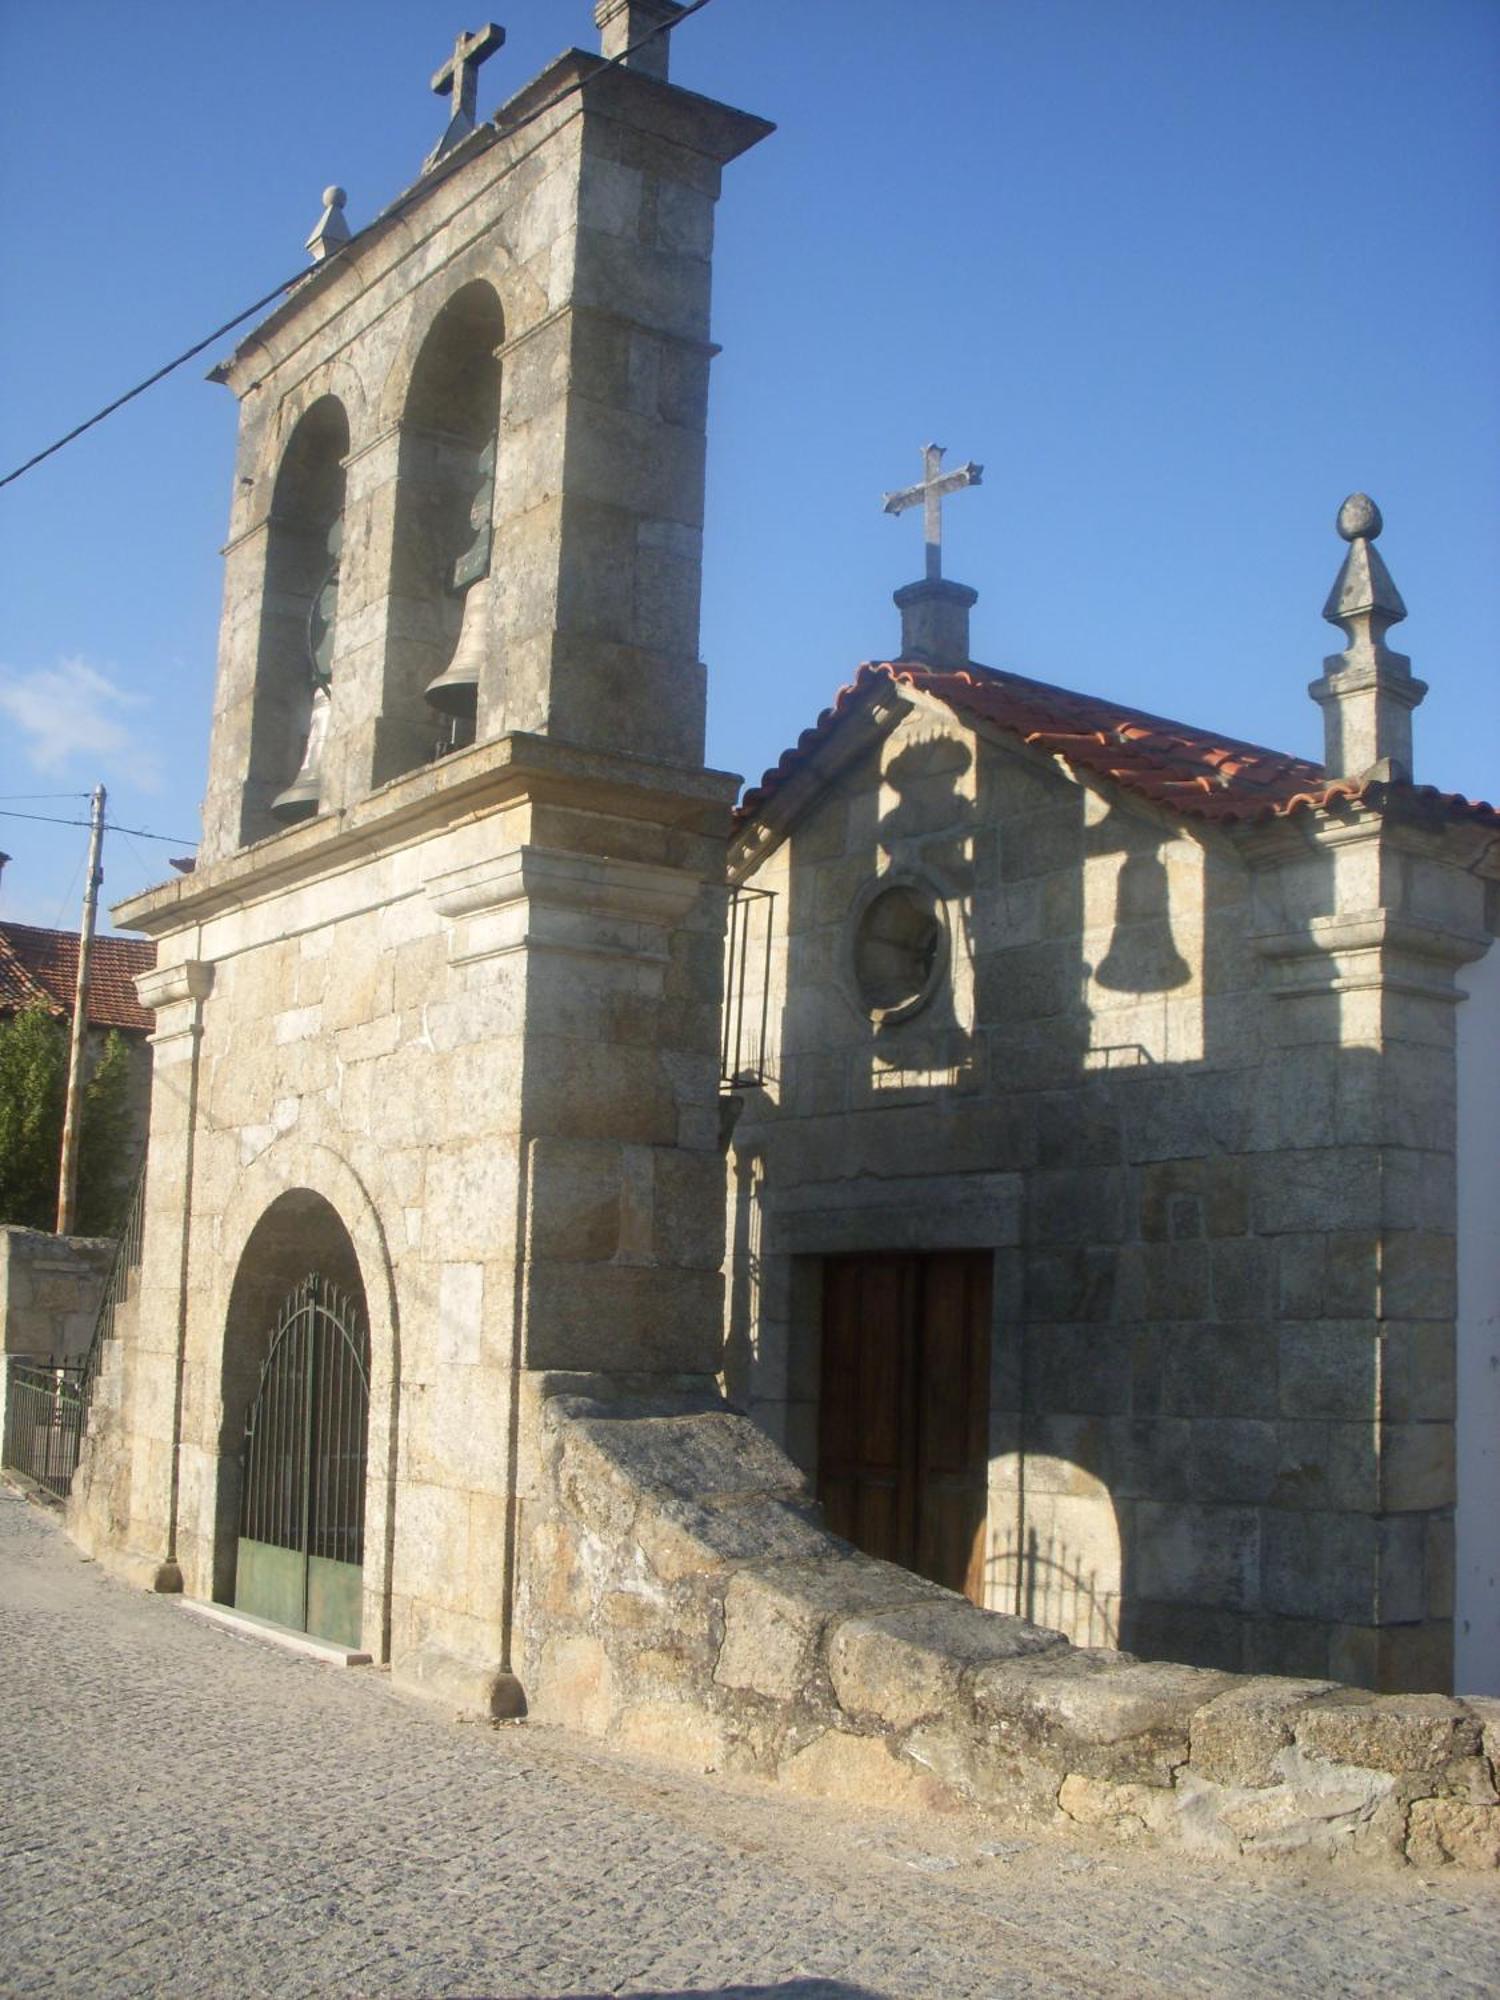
[114,959,214,1592]
[1249,810,1488,1688]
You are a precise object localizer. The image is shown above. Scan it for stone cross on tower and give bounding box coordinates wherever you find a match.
[883,443,983,582]
[426,23,506,169]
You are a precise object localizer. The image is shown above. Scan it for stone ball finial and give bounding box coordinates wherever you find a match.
[1337,492,1383,542]
[306,186,353,263]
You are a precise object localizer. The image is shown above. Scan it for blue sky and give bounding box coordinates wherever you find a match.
[1,0,1495,933]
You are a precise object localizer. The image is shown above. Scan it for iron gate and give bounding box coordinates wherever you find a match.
[2,1359,86,1500]
[235,1272,369,1648]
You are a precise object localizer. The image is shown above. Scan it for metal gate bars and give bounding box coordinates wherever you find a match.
[235,1272,370,1648]
[2,1359,86,1500]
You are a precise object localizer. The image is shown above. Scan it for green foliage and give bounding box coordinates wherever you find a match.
[78,1030,136,1235]
[0,1007,68,1229]
[0,1008,138,1234]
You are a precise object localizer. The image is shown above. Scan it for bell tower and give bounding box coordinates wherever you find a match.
[106,12,772,1715]
[197,7,770,855]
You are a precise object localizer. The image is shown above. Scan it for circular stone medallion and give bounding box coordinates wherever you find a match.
[848,878,949,1023]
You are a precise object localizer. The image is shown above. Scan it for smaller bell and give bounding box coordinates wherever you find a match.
[271,685,332,823]
[424,575,491,720]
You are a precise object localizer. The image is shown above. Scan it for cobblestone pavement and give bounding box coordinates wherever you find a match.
[2,1491,1497,1999]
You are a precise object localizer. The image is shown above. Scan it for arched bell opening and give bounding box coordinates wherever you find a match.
[242,396,350,843]
[382,280,504,779]
[213,1190,372,1649]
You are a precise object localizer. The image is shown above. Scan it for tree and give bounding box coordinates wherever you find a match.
[0,1007,137,1234]
[76,1029,136,1235]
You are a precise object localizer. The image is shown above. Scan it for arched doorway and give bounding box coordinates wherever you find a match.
[217,1190,374,1648]
[235,1272,370,1647]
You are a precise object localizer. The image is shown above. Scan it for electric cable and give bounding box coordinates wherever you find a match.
[0,808,199,846]
[0,0,720,492]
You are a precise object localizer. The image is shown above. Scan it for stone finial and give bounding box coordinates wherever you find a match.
[305,186,351,263]
[1309,492,1426,783]
[596,0,684,82]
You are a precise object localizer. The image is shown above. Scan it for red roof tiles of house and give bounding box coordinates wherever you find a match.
[0,923,155,1034]
[735,660,1499,832]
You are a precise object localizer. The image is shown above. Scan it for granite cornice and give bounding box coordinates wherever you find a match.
[426,842,706,969]
[114,733,736,938]
[1253,907,1491,1003]
[1254,909,1491,967]
[574,59,775,166]
[1234,801,1500,882]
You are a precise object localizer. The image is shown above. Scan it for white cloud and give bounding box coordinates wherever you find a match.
[0,656,162,791]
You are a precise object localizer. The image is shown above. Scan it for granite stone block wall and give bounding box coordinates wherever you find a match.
[727,694,1487,1692]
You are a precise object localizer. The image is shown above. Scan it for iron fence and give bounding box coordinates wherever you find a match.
[3,1359,87,1501]
[721,884,775,1089]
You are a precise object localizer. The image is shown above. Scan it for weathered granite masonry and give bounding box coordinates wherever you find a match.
[72,30,772,1716]
[725,663,1499,1694]
[521,1391,1500,1872]
[0,1228,112,1450]
[0,1229,111,1366]
[60,11,1499,1889]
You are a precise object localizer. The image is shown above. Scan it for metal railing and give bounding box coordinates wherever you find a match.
[77,1166,146,1430]
[721,884,775,1089]
[3,1359,87,1500]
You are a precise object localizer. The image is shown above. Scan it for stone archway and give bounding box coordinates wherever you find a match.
[235,1265,370,1647]
[213,1190,374,1646]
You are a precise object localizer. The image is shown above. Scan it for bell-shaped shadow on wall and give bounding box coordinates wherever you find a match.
[1089,805,1192,994]
[858,734,977,1090]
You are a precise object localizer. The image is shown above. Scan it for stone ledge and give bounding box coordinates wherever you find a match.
[180,1598,371,1667]
[520,1393,1500,1874]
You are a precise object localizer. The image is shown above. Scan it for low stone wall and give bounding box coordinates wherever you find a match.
[0,1227,112,1450]
[520,1392,1500,1873]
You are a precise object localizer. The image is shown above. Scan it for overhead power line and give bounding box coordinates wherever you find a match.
[0,807,199,846]
[0,0,719,493]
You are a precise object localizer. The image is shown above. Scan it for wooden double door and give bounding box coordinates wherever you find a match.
[818,1251,992,1605]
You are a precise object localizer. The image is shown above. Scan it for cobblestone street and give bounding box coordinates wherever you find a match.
[2,1489,1496,1999]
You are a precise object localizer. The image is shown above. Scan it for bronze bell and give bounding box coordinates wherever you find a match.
[423,574,490,719]
[271,685,332,823]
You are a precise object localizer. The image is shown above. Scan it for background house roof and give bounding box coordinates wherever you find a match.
[0,923,155,1033]
[735,661,1500,834]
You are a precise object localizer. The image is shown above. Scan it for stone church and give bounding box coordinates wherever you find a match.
[67,0,1499,1783]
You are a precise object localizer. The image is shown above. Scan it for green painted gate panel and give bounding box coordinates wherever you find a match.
[236,1538,308,1633]
[306,1555,364,1649]
[234,1273,369,1647]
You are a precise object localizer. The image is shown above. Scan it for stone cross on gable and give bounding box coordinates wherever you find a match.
[426,23,507,168]
[883,443,983,582]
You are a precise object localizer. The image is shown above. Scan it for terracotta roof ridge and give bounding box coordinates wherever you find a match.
[898,658,1328,777]
[734,656,1497,836]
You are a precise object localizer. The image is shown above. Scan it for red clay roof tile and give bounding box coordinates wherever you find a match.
[734,660,1499,834]
[0,924,155,1033]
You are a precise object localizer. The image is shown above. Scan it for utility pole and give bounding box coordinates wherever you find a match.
[56,784,106,1236]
